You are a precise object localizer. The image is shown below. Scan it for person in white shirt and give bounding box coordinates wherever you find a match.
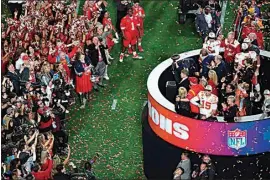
[204,8,212,29]
[203,32,221,55]
[190,85,218,120]
[235,42,260,97]
[16,53,28,70]
[235,43,257,67]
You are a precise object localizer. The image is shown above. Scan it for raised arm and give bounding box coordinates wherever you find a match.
[82,33,86,43]
[68,46,79,59]
[63,145,71,166]
[47,134,55,152]
[31,132,39,161]
[190,95,200,106]
[47,51,57,64]
[43,137,52,148]
[25,130,37,145]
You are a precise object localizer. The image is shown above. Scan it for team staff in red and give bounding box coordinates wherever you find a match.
[176,77,205,116]
[220,32,241,73]
[133,0,145,52]
[187,77,205,115]
[119,8,143,62]
[102,11,118,51]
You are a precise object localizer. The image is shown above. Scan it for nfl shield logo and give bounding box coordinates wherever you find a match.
[227,129,247,150]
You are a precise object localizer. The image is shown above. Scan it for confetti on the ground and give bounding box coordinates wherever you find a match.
[111,99,118,110]
[65,0,242,179]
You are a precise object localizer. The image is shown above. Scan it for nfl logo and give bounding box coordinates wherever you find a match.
[227,129,247,150]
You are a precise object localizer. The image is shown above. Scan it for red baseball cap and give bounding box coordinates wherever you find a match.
[22,55,29,61]
[188,77,198,84]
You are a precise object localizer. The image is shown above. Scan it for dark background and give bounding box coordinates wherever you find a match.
[142,104,270,179]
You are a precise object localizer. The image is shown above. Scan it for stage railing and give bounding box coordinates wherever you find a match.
[234,11,243,41]
[147,49,270,156]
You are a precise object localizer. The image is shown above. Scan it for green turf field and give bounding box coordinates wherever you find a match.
[67,0,236,179]
[1,0,11,21]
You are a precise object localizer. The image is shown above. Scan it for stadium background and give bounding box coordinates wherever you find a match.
[2,0,268,179]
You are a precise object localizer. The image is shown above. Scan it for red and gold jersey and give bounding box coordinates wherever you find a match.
[133,6,145,20]
[120,15,140,33]
[187,84,205,100]
[102,17,114,30]
[220,39,241,63]
[92,2,100,13]
[187,84,205,114]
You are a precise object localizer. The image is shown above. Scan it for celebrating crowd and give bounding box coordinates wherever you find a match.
[1,0,269,179]
[1,0,145,179]
[172,2,269,180]
[172,2,270,180]
[174,0,269,123]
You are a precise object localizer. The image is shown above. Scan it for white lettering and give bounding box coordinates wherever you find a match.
[160,114,172,134]
[159,114,165,130]
[173,123,189,140]
[148,100,189,140]
[152,107,159,125]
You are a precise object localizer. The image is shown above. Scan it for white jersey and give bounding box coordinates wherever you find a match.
[235,51,257,66]
[203,40,221,55]
[190,91,218,118]
[262,98,270,113]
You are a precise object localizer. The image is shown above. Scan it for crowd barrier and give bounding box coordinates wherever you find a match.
[234,11,242,40]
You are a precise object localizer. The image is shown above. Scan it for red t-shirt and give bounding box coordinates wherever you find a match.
[37,107,53,129]
[32,159,53,180]
[86,7,93,20]
[241,25,252,39]
[60,33,68,44]
[41,151,53,171]
[92,3,99,13]
[133,6,145,26]
[103,17,114,30]
[41,47,49,57]
[256,31,264,49]
[187,84,205,114]
[220,39,241,63]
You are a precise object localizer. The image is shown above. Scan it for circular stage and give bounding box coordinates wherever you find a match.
[142,49,270,179]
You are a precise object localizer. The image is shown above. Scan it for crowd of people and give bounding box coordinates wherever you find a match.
[173,152,215,180]
[1,0,145,179]
[263,9,270,50]
[172,1,270,180]
[174,0,269,122]
[1,0,269,179]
